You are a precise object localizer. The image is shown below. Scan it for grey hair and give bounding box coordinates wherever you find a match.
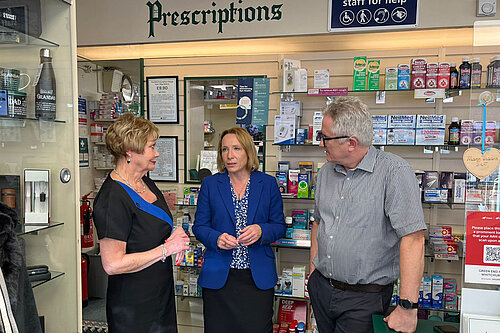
[322,96,373,147]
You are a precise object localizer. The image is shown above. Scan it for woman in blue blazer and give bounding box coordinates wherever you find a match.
[193,127,286,333]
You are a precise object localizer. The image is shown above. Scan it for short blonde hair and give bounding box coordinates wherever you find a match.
[217,127,259,173]
[105,113,159,164]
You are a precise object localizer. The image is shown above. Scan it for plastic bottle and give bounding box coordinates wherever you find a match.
[182,209,192,235]
[387,129,395,144]
[296,322,306,333]
[492,56,500,88]
[471,58,482,89]
[448,117,461,145]
[449,63,459,89]
[459,57,471,89]
[35,48,56,120]
[486,58,493,88]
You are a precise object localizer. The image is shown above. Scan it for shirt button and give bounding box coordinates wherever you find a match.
[341,196,344,200]
[327,255,331,259]
[346,177,350,180]
[329,273,332,276]
[330,235,333,239]
[336,216,339,219]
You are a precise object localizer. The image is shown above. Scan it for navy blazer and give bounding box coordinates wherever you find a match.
[193,171,286,290]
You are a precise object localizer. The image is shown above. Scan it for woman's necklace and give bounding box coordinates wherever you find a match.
[113,169,147,194]
[230,177,249,201]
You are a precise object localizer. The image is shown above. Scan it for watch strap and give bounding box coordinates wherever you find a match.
[399,298,419,309]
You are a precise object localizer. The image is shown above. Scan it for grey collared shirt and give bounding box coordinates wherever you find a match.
[313,146,426,285]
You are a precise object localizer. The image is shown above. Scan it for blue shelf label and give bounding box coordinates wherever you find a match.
[329,0,419,32]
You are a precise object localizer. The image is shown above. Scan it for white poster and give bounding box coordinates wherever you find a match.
[149,136,178,182]
[146,76,179,123]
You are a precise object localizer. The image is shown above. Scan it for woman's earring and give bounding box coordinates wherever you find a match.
[127,155,131,164]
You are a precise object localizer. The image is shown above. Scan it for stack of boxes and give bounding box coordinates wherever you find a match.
[174,266,203,298]
[275,266,307,298]
[460,120,496,146]
[97,93,121,120]
[276,161,315,199]
[416,171,465,204]
[429,226,462,260]
[182,187,200,205]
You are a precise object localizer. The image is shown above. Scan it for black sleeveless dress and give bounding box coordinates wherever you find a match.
[93,175,177,333]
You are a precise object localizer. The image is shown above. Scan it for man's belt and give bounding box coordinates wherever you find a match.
[319,272,393,293]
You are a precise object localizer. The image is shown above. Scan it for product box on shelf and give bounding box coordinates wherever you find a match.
[372,115,388,128]
[297,173,310,198]
[278,299,308,326]
[314,69,330,88]
[424,189,445,203]
[353,56,367,91]
[274,115,296,145]
[388,115,417,128]
[429,226,453,239]
[367,60,380,90]
[426,63,439,89]
[472,121,496,146]
[279,59,301,92]
[466,188,483,203]
[278,161,290,172]
[460,120,474,145]
[385,68,398,90]
[24,169,50,225]
[411,58,427,89]
[421,276,432,308]
[444,278,457,294]
[444,293,459,311]
[373,129,387,145]
[312,112,323,145]
[292,210,308,229]
[292,229,310,240]
[431,275,443,309]
[275,276,283,295]
[288,169,300,195]
[416,115,446,128]
[292,265,306,297]
[296,129,306,144]
[452,173,466,204]
[397,64,410,90]
[438,62,451,89]
[282,269,293,295]
[294,69,308,92]
[276,171,288,194]
[416,129,445,145]
[387,128,415,145]
[424,171,440,189]
[280,101,302,117]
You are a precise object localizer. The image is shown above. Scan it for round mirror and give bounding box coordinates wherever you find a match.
[121,74,134,102]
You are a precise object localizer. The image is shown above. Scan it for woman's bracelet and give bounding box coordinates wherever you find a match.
[161,243,167,262]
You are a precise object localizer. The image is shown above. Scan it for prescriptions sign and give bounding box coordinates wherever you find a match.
[329,0,419,32]
[465,211,500,285]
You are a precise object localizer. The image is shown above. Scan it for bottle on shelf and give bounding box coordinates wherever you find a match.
[387,129,395,145]
[458,57,471,89]
[489,56,500,88]
[35,48,56,120]
[182,209,192,236]
[448,117,461,145]
[470,58,482,89]
[449,63,459,89]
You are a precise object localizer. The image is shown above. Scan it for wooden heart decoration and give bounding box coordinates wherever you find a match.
[463,148,500,180]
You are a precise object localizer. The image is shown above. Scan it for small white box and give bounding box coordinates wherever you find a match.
[294,68,308,92]
[280,59,301,92]
[415,129,445,145]
[24,169,50,225]
[453,179,466,203]
[314,69,330,88]
[292,265,306,297]
[280,101,302,117]
[416,115,446,129]
[388,115,417,128]
[274,115,296,145]
[432,275,443,309]
[312,112,323,145]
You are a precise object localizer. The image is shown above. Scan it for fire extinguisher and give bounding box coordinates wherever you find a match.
[82,253,89,308]
[80,191,94,248]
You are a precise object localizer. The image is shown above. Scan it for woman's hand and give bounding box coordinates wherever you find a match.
[164,228,190,257]
[217,233,239,250]
[237,224,262,246]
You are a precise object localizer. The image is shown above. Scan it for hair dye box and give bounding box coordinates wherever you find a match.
[385,67,398,90]
[367,60,380,90]
[353,56,367,91]
[431,275,443,309]
[397,64,410,90]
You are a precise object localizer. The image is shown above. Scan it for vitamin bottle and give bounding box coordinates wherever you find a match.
[449,63,459,89]
[448,117,461,145]
[459,57,471,89]
[471,58,482,89]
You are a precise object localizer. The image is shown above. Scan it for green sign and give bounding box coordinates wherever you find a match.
[252,78,270,126]
[79,137,89,168]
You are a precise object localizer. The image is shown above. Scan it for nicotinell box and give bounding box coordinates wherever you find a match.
[280,101,302,117]
[388,115,416,128]
[373,129,387,145]
[438,62,451,89]
[385,67,398,90]
[372,115,388,128]
[431,275,443,309]
[353,56,367,91]
[274,115,296,145]
[411,58,427,89]
[367,60,380,90]
[297,173,310,198]
[460,120,474,145]
[416,129,445,145]
[421,276,432,308]
[416,115,446,128]
[426,63,439,89]
[398,64,410,90]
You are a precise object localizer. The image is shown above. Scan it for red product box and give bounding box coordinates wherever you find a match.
[278,299,308,325]
[278,323,289,333]
[411,58,427,89]
[426,63,438,88]
[438,62,450,88]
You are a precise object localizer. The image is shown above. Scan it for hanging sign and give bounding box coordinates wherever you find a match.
[463,148,500,180]
[465,212,500,284]
[328,0,419,32]
[237,78,254,124]
[251,78,270,126]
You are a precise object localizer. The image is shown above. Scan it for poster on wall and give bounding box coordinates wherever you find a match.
[149,136,178,182]
[252,78,270,126]
[465,211,500,284]
[237,78,254,124]
[329,0,419,32]
[79,137,89,168]
[146,76,179,123]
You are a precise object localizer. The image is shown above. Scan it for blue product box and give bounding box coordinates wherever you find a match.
[421,276,432,308]
[432,275,443,309]
[388,115,417,128]
[276,171,288,193]
[372,115,388,128]
[397,64,410,90]
[296,129,306,144]
[387,129,415,145]
[0,89,7,116]
[416,115,446,129]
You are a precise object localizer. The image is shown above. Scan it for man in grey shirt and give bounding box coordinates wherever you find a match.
[308,97,426,333]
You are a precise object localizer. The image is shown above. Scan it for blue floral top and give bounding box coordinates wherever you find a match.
[230,180,251,269]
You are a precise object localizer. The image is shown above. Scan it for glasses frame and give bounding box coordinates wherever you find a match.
[316,131,350,142]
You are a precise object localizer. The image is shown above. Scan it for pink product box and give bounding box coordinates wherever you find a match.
[444,294,458,311]
[472,121,496,146]
[411,58,427,89]
[460,120,474,145]
[443,279,457,294]
[438,62,451,89]
[429,226,452,238]
[426,63,439,89]
[431,240,458,255]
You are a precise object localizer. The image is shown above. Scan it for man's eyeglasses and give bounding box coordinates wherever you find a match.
[316,131,350,142]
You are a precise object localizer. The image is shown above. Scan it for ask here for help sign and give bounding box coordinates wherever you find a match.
[465,211,500,285]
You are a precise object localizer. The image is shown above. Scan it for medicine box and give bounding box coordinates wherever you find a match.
[388,115,416,128]
[292,209,308,229]
[282,269,293,295]
[292,265,306,297]
[453,178,465,203]
[314,69,330,88]
[388,129,415,145]
[353,56,367,91]
[373,129,387,145]
[294,68,308,92]
[312,112,323,145]
[397,64,410,90]
[416,115,446,128]
[429,226,452,239]
[472,121,496,146]
[274,115,296,145]
[385,67,398,90]
[421,276,432,308]
[372,115,388,128]
[426,62,439,89]
[431,275,443,309]
[444,278,457,294]
[296,129,306,144]
[276,171,288,193]
[297,173,309,198]
[411,58,427,89]
[460,120,474,145]
[280,59,301,92]
[444,293,458,311]
[424,189,442,203]
[415,129,445,145]
[367,59,380,90]
[288,169,299,195]
[438,62,451,89]
[275,276,283,295]
[280,101,302,117]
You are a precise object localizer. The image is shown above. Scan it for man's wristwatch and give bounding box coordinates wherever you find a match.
[398,298,418,310]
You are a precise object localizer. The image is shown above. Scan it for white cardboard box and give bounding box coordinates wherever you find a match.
[292,265,306,297]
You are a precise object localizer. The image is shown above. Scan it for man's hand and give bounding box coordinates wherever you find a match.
[383,306,417,333]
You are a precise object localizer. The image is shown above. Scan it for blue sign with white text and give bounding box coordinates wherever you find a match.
[329,0,419,31]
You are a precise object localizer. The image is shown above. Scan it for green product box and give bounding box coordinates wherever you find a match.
[353,56,367,91]
[297,173,309,198]
[385,67,398,90]
[367,60,380,90]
